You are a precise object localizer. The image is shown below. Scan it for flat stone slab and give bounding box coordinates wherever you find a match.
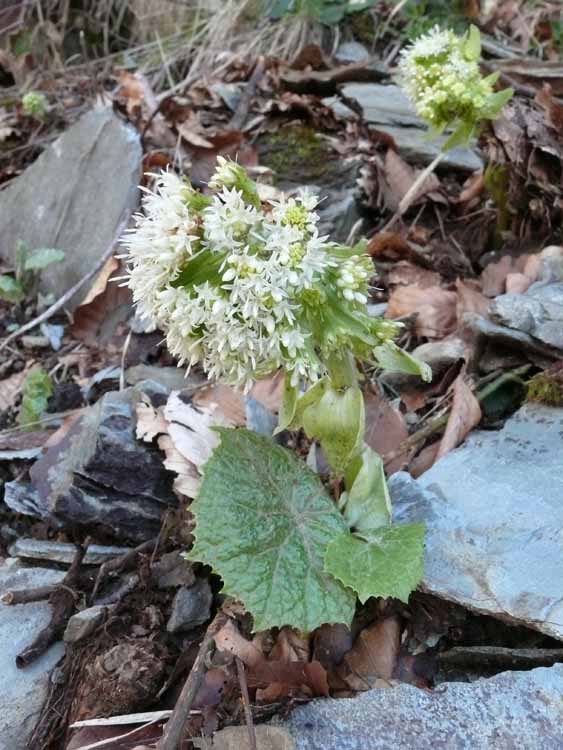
[0,562,66,750]
[279,665,563,749]
[389,404,563,640]
[0,107,141,309]
[490,281,563,351]
[324,83,482,171]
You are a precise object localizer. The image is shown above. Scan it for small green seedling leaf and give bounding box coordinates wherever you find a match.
[325,523,425,604]
[0,275,25,303]
[302,385,364,474]
[24,248,65,272]
[18,367,53,430]
[188,428,355,632]
[339,445,391,532]
[375,341,432,382]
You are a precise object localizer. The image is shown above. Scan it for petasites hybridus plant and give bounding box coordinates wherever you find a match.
[123,159,430,632]
[395,24,513,217]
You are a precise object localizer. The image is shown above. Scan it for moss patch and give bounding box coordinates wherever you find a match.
[259,125,333,184]
[527,369,563,407]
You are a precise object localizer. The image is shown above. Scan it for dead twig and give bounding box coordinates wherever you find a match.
[16,539,90,668]
[157,611,227,750]
[236,656,257,750]
[90,538,157,604]
[229,56,266,131]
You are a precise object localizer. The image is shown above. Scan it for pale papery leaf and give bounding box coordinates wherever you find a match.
[157,434,201,498]
[437,371,482,459]
[135,400,168,442]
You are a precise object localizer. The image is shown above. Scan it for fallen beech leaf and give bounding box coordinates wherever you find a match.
[455,280,489,318]
[363,390,410,474]
[437,372,481,460]
[338,617,401,691]
[382,150,441,211]
[214,619,264,668]
[409,442,440,478]
[270,626,310,663]
[388,261,441,290]
[386,285,457,338]
[249,660,329,698]
[313,624,353,672]
[70,258,131,346]
[457,171,485,206]
[367,231,413,262]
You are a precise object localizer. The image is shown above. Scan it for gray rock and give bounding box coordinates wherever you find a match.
[389,404,563,640]
[412,337,466,374]
[245,396,277,436]
[125,364,204,393]
[324,84,482,171]
[463,312,558,368]
[335,41,370,64]
[167,579,213,633]
[0,107,142,309]
[490,282,563,350]
[279,665,563,749]
[0,563,66,750]
[4,387,177,541]
[152,551,195,589]
[64,605,107,643]
[9,538,133,566]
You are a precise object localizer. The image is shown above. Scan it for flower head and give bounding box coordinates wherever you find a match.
[398,25,513,145]
[22,91,48,119]
[123,160,411,391]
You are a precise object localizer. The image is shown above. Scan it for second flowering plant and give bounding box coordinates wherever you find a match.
[124,158,430,632]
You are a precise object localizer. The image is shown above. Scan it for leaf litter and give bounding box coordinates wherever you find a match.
[1,2,563,747]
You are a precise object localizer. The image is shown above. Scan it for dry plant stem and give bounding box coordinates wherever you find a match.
[157,612,227,750]
[383,365,531,464]
[90,538,157,604]
[16,540,90,668]
[2,584,60,605]
[236,656,257,750]
[383,151,445,232]
[228,56,266,131]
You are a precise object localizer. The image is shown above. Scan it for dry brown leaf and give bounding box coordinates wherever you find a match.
[436,372,481,460]
[81,256,120,308]
[457,171,485,206]
[338,617,401,691]
[0,364,33,413]
[455,279,490,318]
[214,619,264,668]
[409,442,440,478]
[192,384,246,426]
[363,390,410,474]
[387,261,441,290]
[70,258,131,346]
[386,285,457,338]
[177,114,214,149]
[270,627,310,663]
[250,660,329,699]
[367,231,413,262]
[250,371,285,412]
[382,150,441,212]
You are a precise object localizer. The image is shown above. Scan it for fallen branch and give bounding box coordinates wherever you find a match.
[157,611,227,750]
[16,540,90,667]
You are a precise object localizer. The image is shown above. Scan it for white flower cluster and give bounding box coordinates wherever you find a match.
[398,25,498,133]
[123,160,397,391]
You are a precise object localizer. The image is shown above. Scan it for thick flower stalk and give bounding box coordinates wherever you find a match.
[123,158,428,401]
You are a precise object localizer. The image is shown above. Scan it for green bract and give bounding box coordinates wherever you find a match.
[398,25,513,148]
